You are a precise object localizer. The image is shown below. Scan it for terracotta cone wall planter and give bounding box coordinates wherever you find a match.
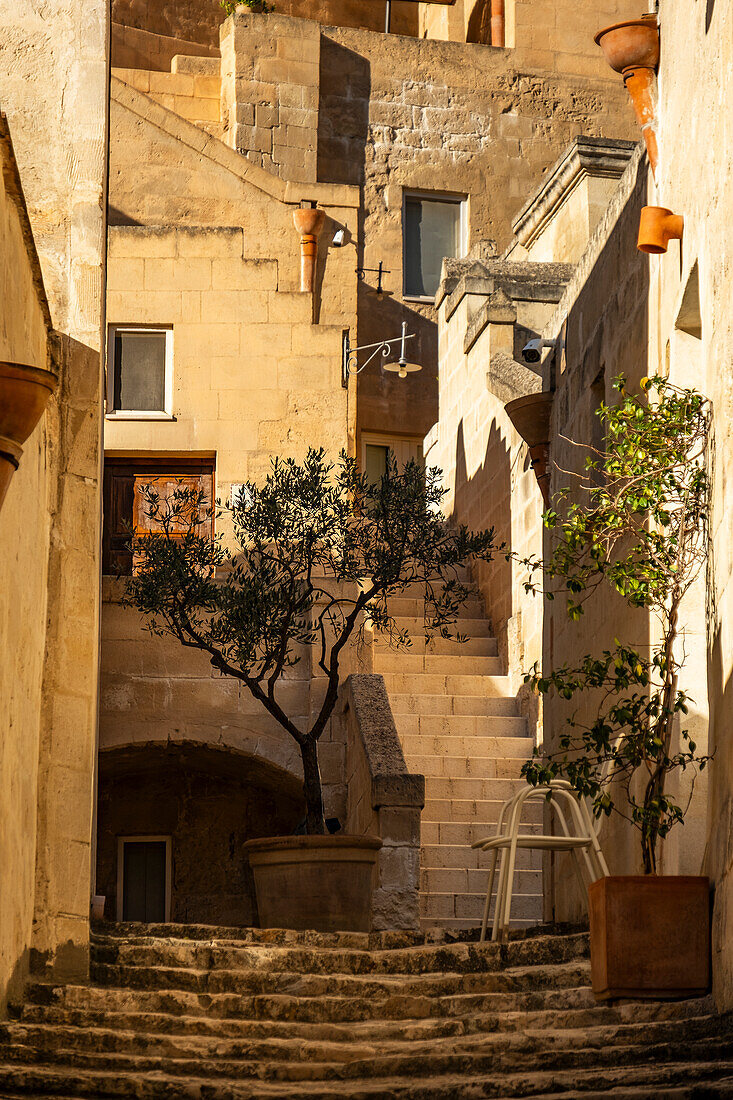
[293,207,326,294]
[594,18,660,173]
[504,392,553,505]
[589,875,710,1001]
[244,834,382,932]
[0,360,58,510]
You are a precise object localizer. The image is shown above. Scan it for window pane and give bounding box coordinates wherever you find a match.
[404,198,461,298]
[115,331,167,411]
[365,444,389,485]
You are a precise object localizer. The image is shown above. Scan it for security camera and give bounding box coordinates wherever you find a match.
[522,337,556,364]
[331,227,346,247]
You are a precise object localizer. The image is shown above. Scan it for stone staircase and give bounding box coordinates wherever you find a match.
[1,924,731,1098]
[374,584,543,932]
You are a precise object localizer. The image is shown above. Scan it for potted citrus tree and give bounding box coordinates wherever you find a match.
[125,448,497,932]
[522,375,712,999]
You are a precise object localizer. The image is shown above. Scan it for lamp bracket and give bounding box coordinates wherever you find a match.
[342,321,415,387]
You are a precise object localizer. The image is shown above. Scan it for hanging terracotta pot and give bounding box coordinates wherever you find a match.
[594,17,660,74]
[0,360,58,510]
[504,392,553,505]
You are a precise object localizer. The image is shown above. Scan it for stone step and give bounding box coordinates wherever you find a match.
[420,867,542,896]
[87,930,587,975]
[1,1032,731,1094]
[396,714,528,738]
[373,654,504,676]
[420,821,543,846]
[383,598,486,618]
[421,844,542,871]
[401,735,532,761]
[375,635,498,657]
[406,755,530,780]
[420,892,544,922]
[0,1056,731,1099]
[381,673,513,696]
[388,616,493,637]
[86,961,579,1000]
[8,1011,722,1066]
[423,777,532,801]
[14,994,714,1045]
[421,798,544,824]
[389,694,520,717]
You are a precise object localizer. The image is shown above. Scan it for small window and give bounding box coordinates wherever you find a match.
[403,194,464,299]
[103,456,215,575]
[108,326,172,416]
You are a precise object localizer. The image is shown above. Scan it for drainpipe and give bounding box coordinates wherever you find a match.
[594,14,660,174]
[293,202,325,294]
[491,0,505,47]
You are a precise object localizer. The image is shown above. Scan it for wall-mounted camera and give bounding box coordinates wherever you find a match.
[522,337,557,364]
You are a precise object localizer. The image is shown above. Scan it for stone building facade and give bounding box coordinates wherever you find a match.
[430,0,733,1008]
[97,0,644,930]
[0,0,107,1013]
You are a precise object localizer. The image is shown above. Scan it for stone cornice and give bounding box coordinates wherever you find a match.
[511,136,638,252]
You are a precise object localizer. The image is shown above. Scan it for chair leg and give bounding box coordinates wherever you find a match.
[492,847,509,942]
[499,839,519,943]
[480,850,499,943]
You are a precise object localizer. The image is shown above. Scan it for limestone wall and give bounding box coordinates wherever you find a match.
[111,0,419,50]
[647,0,733,1011]
[0,0,107,1009]
[0,125,52,1016]
[421,0,643,51]
[316,20,636,447]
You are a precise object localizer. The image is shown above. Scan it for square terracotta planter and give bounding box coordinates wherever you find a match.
[588,875,710,1001]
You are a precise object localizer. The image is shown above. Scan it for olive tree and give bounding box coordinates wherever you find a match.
[125,448,497,834]
[521,376,712,873]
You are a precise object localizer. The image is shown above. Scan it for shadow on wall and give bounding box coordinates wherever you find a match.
[706,0,717,32]
[356,288,439,441]
[96,743,304,927]
[317,38,371,188]
[453,418,514,652]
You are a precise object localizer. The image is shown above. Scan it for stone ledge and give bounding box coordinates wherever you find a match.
[512,136,638,253]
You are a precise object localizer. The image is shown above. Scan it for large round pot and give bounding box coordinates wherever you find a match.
[589,875,710,1000]
[594,19,660,74]
[244,834,382,932]
[0,360,58,509]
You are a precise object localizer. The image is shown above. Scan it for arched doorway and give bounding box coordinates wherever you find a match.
[95,743,304,926]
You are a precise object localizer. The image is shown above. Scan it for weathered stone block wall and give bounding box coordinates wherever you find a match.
[221,14,320,183]
[0,0,107,1009]
[111,0,418,50]
[112,21,220,71]
[340,675,424,931]
[315,22,637,447]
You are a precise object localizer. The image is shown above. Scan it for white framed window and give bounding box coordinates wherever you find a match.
[106,325,174,419]
[362,433,425,485]
[403,192,466,301]
[117,835,172,923]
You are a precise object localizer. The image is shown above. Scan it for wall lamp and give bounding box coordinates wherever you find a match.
[356,260,390,299]
[342,321,421,387]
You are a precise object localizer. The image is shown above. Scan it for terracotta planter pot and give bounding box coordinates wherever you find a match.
[589,875,710,1001]
[594,18,660,74]
[0,360,58,509]
[637,205,684,255]
[244,834,382,932]
[504,392,554,504]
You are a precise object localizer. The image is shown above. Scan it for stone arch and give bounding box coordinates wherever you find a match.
[95,742,304,926]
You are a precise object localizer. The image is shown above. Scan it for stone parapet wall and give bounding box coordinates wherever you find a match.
[340,674,425,931]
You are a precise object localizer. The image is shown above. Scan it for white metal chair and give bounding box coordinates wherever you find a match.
[471,779,610,942]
